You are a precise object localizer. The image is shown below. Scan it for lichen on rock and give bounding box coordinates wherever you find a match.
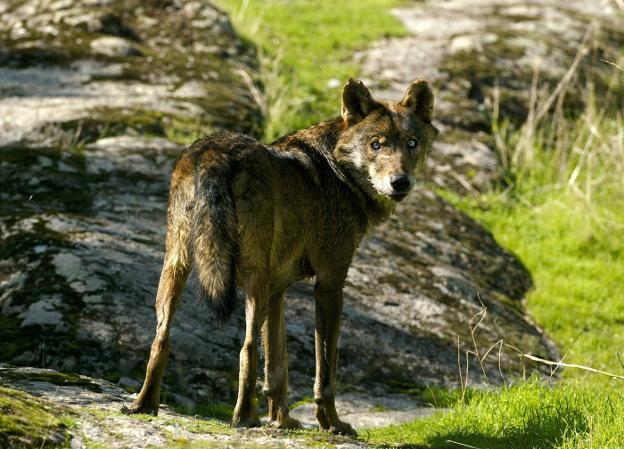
[0,383,70,449]
[0,0,261,146]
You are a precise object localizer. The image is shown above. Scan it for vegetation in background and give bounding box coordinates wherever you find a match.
[453,55,624,377]
[214,0,407,141]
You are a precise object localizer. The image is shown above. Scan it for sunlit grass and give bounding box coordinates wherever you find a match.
[367,379,624,449]
[446,189,624,378]
[214,0,407,140]
[384,64,624,449]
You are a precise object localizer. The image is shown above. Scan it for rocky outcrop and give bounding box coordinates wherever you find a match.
[0,0,589,412]
[0,0,260,405]
[358,0,624,192]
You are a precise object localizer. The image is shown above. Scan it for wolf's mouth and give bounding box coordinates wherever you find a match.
[389,192,409,202]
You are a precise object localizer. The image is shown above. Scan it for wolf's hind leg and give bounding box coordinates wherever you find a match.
[232,278,268,428]
[122,162,193,416]
[262,291,302,430]
[122,261,190,415]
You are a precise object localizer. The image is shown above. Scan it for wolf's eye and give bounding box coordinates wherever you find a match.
[371,139,381,150]
[407,138,418,149]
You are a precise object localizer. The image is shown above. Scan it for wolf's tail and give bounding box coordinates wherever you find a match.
[191,155,239,324]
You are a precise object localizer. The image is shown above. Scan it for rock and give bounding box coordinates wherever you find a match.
[0,380,69,449]
[291,392,439,429]
[20,297,65,329]
[88,12,142,42]
[0,0,261,146]
[0,0,259,405]
[90,36,142,58]
[356,0,624,192]
[117,376,142,391]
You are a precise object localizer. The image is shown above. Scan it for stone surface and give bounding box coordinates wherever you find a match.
[0,0,259,405]
[357,0,624,192]
[6,0,620,418]
[90,36,142,58]
[291,392,439,429]
[0,365,371,448]
[0,0,260,146]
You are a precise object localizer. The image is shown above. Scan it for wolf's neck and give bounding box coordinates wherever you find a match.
[273,118,395,230]
[272,117,343,150]
[271,117,346,180]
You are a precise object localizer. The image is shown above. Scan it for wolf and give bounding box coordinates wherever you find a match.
[121,78,438,435]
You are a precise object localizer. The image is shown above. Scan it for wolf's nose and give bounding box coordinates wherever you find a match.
[390,174,411,192]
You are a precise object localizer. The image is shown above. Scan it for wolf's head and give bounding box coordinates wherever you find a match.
[335,78,438,203]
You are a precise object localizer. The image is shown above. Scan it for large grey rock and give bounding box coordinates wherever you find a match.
[0,0,259,404]
[357,0,624,192]
[0,0,260,146]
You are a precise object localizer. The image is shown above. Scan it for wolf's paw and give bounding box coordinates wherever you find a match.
[269,414,302,430]
[120,402,159,416]
[325,420,357,437]
[231,414,261,429]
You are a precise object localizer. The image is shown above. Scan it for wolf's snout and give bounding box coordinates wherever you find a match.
[390,174,412,193]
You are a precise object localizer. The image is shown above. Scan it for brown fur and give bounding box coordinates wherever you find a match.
[121,79,438,435]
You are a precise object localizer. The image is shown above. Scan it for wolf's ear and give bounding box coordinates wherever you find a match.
[341,78,380,125]
[400,80,434,123]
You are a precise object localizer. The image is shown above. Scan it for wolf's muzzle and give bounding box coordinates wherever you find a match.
[390,174,412,193]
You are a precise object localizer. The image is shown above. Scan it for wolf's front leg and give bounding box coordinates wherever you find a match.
[262,291,302,429]
[232,292,266,428]
[313,280,357,436]
[122,263,189,415]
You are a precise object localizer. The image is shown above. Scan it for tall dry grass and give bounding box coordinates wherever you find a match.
[227,1,309,142]
[238,47,310,142]
[491,29,624,208]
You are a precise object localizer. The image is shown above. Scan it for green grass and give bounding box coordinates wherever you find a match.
[214,0,407,140]
[367,379,624,449]
[446,189,624,378]
[368,92,624,449]
[367,184,624,448]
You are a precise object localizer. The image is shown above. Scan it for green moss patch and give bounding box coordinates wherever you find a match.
[0,386,73,448]
[1,368,103,393]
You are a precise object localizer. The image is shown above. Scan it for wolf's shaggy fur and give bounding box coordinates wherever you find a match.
[122,79,438,435]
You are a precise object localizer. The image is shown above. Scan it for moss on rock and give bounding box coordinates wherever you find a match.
[0,386,72,448]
